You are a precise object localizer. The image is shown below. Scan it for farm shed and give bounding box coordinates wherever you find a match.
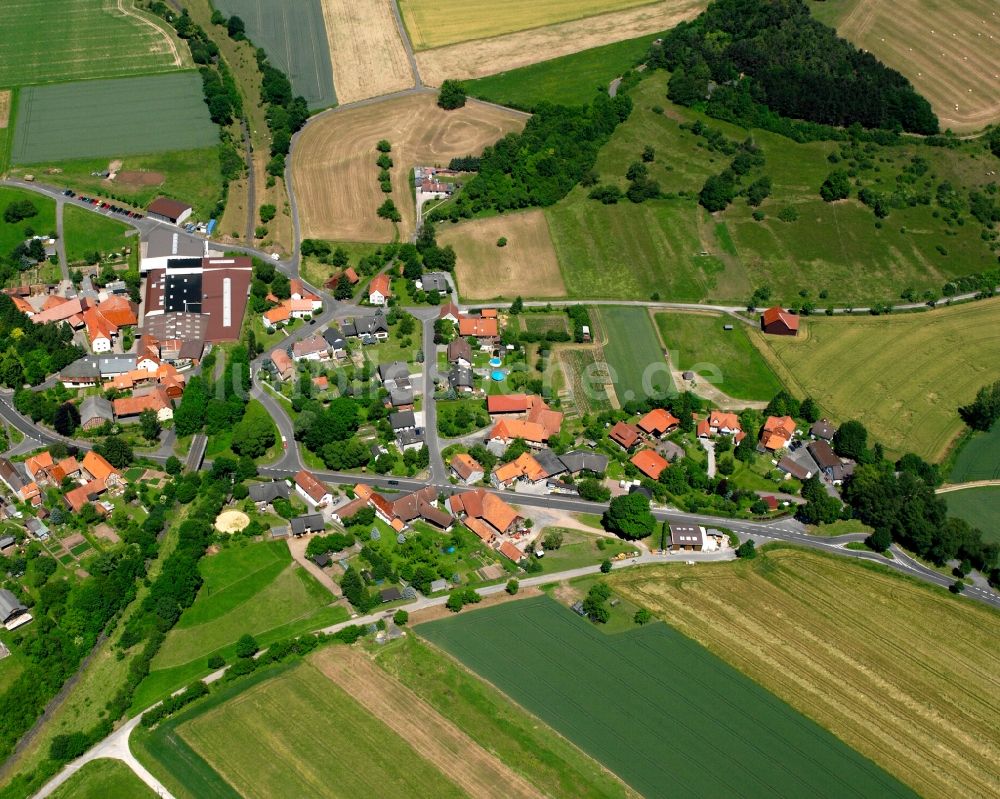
[147,197,193,225]
[760,306,800,336]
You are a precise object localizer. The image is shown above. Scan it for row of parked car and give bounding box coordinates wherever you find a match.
[62,189,144,219]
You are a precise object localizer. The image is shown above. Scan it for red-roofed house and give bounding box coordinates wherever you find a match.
[113,386,173,422]
[82,451,122,487]
[498,541,524,563]
[450,453,483,485]
[631,449,669,480]
[290,279,322,310]
[760,415,796,451]
[65,479,107,513]
[487,394,531,414]
[446,488,521,535]
[458,315,499,339]
[96,296,138,327]
[488,418,547,447]
[369,274,391,305]
[295,470,332,507]
[609,421,640,450]
[638,408,679,437]
[83,306,117,353]
[761,307,799,336]
[708,411,742,436]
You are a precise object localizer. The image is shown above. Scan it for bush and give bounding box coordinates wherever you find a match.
[735,539,757,559]
[437,79,466,110]
[393,609,409,626]
[505,579,519,595]
[207,655,225,669]
[235,633,258,659]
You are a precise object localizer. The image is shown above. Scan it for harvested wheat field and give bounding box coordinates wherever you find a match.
[292,93,525,241]
[821,0,1000,132]
[321,0,414,104]
[441,210,566,300]
[611,549,1000,799]
[312,647,544,799]
[400,0,661,50]
[0,90,10,128]
[417,0,705,86]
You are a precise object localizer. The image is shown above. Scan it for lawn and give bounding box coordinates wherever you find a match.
[375,635,633,799]
[12,73,217,164]
[419,595,915,799]
[597,306,673,404]
[945,487,1000,543]
[751,298,1000,460]
[949,422,1000,482]
[27,147,225,218]
[533,528,639,575]
[0,0,189,88]
[212,0,337,109]
[63,205,132,265]
[521,312,569,336]
[610,547,1000,799]
[0,187,56,254]
[50,758,154,799]
[173,658,465,799]
[546,71,999,305]
[399,0,657,50]
[135,541,346,708]
[655,311,784,401]
[464,34,657,110]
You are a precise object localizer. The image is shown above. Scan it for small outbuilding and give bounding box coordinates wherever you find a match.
[760,306,799,336]
[147,197,193,226]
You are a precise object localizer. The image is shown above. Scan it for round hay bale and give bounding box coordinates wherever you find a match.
[214,509,251,534]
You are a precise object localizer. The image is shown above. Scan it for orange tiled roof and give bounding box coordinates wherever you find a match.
[487,394,530,414]
[638,408,680,435]
[489,418,547,444]
[369,274,390,297]
[82,451,119,482]
[631,448,668,480]
[458,316,498,338]
[709,411,741,432]
[97,296,138,327]
[609,421,640,449]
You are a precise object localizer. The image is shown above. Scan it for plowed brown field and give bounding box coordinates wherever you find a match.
[291,93,525,241]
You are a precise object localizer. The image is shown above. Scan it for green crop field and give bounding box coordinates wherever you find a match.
[0,187,56,254]
[0,0,189,88]
[949,423,1000,482]
[521,312,569,336]
[655,311,784,400]
[212,0,336,109]
[465,35,657,110]
[50,758,154,799]
[135,541,346,709]
[12,73,217,164]
[419,595,915,798]
[557,347,615,415]
[752,299,1000,461]
[945,487,1000,543]
[545,71,1000,305]
[597,306,673,404]
[63,205,132,265]
[161,659,464,799]
[611,548,1000,798]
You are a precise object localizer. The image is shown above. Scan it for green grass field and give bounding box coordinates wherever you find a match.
[30,148,224,218]
[50,758,154,799]
[0,187,56,254]
[557,348,615,414]
[655,312,784,400]
[63,205,132,265]
[0,0,188,88]
[597,306,673,404]
[464,35,656,110]
[212,0,336,109]
[376,635,632,798]
[175,659,463,799]
[752,299,1000,460]
[12,73,217,164]
[419,595,915,798]
[521,312,569,336]
[949,423,1000,482]
[945,487,1000,543]
[545,71,1000,305]
[135,541,346,709]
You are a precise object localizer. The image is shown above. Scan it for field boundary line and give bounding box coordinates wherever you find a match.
[935,480,1000,495]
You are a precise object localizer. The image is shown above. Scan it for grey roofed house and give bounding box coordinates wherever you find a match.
[396,429,423,450]
[380,586,403,603]
[0,459,25,493]
[390,387,415,407]
[340,320,357,337]
[810,419,836,441]
[429,578,449,593]
[559,450,609,475]
[323,325,346,350]
[448,365,473,391]
[378,361,409,383]
[629,484,654,499]
[389,410,416,431]
[421,272,450,293]
[249,481,290,504]
[60,355,138,381]
[290,513,325,536]
[533,449,567,479]
[80,395,114,427]
[25,518,49,540]
[143,226,208,261]
[0,588,27,625]
[777,454,814,481]
[447,337,472,364]
[0,536,15,550]
[354,313,389,337]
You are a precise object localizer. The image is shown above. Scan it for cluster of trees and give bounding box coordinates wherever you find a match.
[305,531,356,559]
[256,48,310,177]
[375,140,393,195]
[438,401,489,437]
[3,199,37,224]
[653,0,938,135]
[428,93,632,222]
[174,346,251,438]
[446,586,482,612]
[449,155,480,172]
[959,380,1000,431]
[698,137,767,213]
[581,581,612,623]
[438,80,467,110]
[602,493,656,540]
[0,296,83,387]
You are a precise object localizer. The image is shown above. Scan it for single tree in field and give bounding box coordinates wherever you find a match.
[634,608,652,625]
[819,170,851,202]
[437,80,467,110]
[377,199,401,222]
[235,633,258,658]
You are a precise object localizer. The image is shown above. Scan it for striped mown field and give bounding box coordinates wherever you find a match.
[12,73,217,163]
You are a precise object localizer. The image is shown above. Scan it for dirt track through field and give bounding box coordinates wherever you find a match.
[416,0,705,85]
[0,90,10,129]
[321,0,414,104]
[115,0,182,67]
[291,93,525,241]
[311,647,545,799]
[836,0,1000,132]
[442,210,566,299]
